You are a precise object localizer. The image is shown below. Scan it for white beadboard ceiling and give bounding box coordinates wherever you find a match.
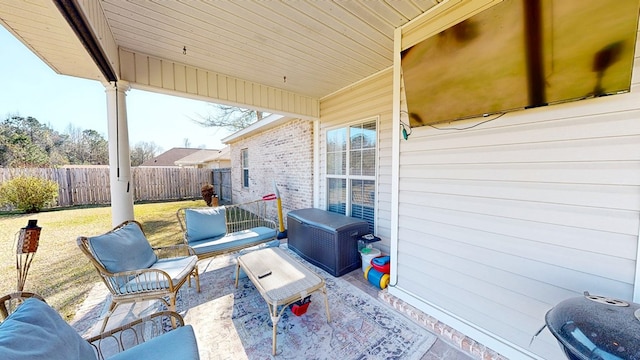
[1,0,439,103]
[99,0,438,99]
[0,0,104,81]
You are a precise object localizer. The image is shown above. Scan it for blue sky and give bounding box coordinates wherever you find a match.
[0,26,232,152]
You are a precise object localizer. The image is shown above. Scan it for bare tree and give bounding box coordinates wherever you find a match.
[193,104,266,131]
[63,125,108,165]
[130,141,161,166]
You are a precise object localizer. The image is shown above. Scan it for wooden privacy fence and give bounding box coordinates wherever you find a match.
[212,168,232,204]
[0,167,216,207]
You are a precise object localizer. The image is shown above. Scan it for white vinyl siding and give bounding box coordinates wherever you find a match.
[319,70,393,250]
[318,21,640,360]
[119,49,320,120]
[393,37,640,359]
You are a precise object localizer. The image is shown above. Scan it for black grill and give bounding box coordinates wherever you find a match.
[545,291,640,360]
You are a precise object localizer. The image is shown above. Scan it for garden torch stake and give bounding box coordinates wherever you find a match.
[15,220,41,292]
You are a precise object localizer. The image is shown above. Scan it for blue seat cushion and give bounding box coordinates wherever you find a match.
[88,222,158,274]
[118,255,198,293]
[0,298,97,360]
[107,325,199,360]
[189,227,276,256]
[184,207,227,243]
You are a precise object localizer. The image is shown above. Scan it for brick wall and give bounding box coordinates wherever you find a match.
[228,119,314,226]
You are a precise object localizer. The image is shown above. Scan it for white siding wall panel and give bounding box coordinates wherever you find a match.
[403,196,637,259]
[319,70,393,248]
[186,67,198,94]
[401,201,637,251]
[162,61,174,89]
[404,178,640,213]
[134,54,149,85]
[395,38,640,359]
[173,65,187,93]
[399,251,562,359]
[399,211,636,286]
[196,69,208,97]
[118,49,320,120]
[148,57,162,87]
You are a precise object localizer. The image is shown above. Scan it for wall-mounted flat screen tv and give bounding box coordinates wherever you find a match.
[401,0,640,128]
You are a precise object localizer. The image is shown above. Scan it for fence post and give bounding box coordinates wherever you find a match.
[66,168,74,206]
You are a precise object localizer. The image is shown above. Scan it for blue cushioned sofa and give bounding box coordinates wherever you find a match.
[177,199,278,260]
[0,297,199,360]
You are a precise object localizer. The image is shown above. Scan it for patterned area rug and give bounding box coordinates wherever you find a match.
[174,245,436,360]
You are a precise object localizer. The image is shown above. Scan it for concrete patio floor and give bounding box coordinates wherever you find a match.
[71,253,475,360]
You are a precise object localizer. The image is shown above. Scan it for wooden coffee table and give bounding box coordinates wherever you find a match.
[235,247,331,355]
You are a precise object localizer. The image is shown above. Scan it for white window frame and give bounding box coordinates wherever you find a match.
[325,116,378,231]
[241,148,249,188]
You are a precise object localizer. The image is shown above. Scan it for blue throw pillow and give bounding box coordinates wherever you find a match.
[87,222,157,273]
[185,207,227,242]
[0,298,97,360]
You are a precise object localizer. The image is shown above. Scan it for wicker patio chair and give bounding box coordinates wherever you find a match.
[0,291,46,321]
[86,310,196,359]
[77,220,200,332]
[0,294,199,360]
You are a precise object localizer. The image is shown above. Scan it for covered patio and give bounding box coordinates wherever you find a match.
[68,242,474,359]
[2,1,640,359]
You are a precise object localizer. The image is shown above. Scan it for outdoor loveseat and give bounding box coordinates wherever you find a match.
[177,199,278,260]
[0,295,199,360]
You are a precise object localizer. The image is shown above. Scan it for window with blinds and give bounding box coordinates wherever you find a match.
[326,119,376,232]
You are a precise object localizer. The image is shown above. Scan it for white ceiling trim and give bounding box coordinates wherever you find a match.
[401,0,503,50]
[76,0,119,77]
[0,0,103,81]
[119,49,319,120]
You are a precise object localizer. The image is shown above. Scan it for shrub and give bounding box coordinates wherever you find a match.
[0,176,59,213]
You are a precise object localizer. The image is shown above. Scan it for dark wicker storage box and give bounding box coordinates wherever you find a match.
[287,208,369,277]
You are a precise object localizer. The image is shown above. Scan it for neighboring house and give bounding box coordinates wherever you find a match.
[174,147,230,169]
[139,147,203,167]
[223,114,314,224]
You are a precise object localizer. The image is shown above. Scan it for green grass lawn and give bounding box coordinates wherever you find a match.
[0,199,208,321]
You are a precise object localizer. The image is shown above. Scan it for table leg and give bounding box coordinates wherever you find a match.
[322,285,331,323]
[235,263,240,288]
[270,305,279,355]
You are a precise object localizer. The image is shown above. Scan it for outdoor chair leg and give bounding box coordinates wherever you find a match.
[194,268,201,292]
[187,268,201,292]
[169,296,179,329]
[100,301,119,333]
